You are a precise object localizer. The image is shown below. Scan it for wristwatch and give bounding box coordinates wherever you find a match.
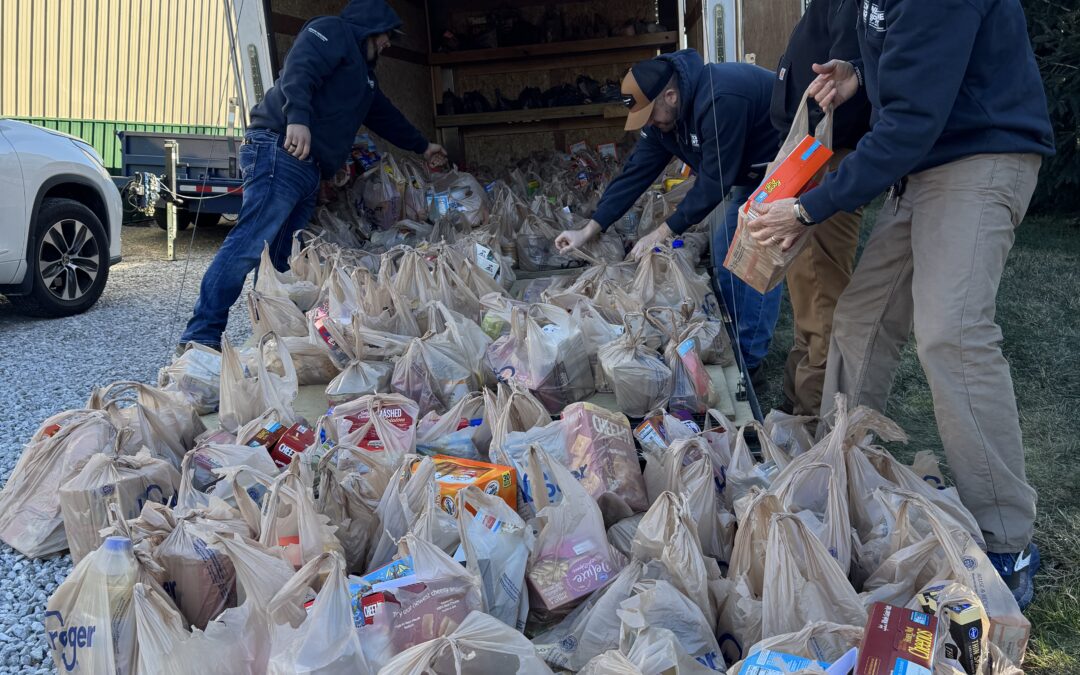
[793,200,815,226]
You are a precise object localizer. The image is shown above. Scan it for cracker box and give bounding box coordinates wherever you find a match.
[246,420,286,453]
[271,423,314,468]
[858,602,938,675]
[528,535,618,611]
[917,587,984,674]
[723,134,833,294]
[411,455,516,517]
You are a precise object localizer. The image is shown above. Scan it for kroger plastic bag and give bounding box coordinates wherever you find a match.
[393,335,481,417]
[45,536,178,675]
[219,333,297,433]
[363,157,405,229]
[617,580,724,673]
[325,315,394,407]
[531,559,650,670]
[861,488,1030,664]
[642,438,735,566]
[259,461,342,570]
[158,343,221,415]
[486,305,595,413]
[268,551,372,674]
[87,381,206,471]
[416,392,489,460]
[523,445,623,614]
[428,169,489,228]
[571,299,624,393]
[379,611,552,675]
[329,394,419,459]
[368,456,442,569]
[598,314,673,418]
[247,289,310,340]
[255,241,320,312]
[60,436,180,563]
[713,489,781,664]
[456,486,534,630]
[763,514,866,640]
[315,444,390,573]
[764,410,816,458]
[261,334,340,386]
[0,409,117,558]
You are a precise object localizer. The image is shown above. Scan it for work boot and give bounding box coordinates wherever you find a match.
[748,363,768,396]
[988,542,1040,610]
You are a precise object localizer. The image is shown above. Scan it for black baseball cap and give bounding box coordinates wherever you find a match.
[621,58,675,130]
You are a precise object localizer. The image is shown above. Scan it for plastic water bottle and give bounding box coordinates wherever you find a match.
[97,536,138,675]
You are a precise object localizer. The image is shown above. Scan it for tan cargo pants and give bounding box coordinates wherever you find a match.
[784,149,863,416]
[820,153,1042,553]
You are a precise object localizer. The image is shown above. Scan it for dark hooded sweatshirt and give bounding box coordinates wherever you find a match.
[591,50,779,236]
[248,0,429,178]
[800,0,1055,222]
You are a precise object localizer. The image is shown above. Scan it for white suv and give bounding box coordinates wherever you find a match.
[0,120,122,316]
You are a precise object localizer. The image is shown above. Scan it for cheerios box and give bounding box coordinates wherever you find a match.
[410,455,516,517]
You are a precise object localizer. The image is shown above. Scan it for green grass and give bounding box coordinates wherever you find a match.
[758,204,1080,673]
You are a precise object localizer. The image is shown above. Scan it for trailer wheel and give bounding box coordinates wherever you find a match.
[154,209,193,231]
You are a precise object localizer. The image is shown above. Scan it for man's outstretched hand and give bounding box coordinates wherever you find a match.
[424,143,448,169]
[555,220,601,253]
[807,60,860,110]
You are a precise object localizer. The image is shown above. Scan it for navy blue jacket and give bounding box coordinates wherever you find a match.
[592,51,779,235]
[249,0,428,178]
[801,0,1055,222]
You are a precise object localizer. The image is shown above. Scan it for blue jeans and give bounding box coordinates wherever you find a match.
[708,185,783,371]
[181,128,320,348]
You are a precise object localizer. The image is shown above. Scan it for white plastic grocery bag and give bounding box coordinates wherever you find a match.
[267,551,372,675]
[456,485,534,630]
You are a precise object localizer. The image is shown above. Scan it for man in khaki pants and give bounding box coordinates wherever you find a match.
[745,0,1055,609]
[770,0,870,416]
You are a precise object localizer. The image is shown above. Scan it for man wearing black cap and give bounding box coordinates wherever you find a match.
[179,0,446,352]
[555,49,781,380]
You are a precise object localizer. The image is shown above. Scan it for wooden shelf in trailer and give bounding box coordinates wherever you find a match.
[435,103,628,128]
[428,32,677,66]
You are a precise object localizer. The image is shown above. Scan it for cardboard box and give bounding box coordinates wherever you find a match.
[246,420,286,454]
[271,423,315,469]
[917,587,984,674]
[737,647,856,674]
[858,603,938,675]
[723,134,833,294]
[528,535,617,611]
[411,455,516,517]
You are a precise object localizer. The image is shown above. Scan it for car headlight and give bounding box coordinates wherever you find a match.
[71,139,111,179]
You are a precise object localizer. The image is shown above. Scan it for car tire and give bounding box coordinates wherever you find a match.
[10,198,111,318]
[155,208,193,231]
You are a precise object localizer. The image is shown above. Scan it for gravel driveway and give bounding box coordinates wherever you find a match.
[0,221,251,672]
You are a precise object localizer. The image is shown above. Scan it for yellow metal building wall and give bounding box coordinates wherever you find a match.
[1,0,239,128]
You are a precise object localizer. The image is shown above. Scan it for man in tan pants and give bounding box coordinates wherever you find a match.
[782,151,861,415]
[744,0,1055,609]
[770,0,870,416]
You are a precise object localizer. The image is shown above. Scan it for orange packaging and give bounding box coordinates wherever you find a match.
[724,135,834,293]
[411,455,516,517]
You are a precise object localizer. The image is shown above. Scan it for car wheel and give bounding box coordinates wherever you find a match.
[155,208,193,231]
[10,198,111,317]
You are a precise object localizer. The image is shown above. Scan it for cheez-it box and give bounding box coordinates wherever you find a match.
[858,602,938,675]
[724,134,834,294]
[410,455,516,517]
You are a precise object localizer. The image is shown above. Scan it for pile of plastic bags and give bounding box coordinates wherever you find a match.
[0,139,1032,675]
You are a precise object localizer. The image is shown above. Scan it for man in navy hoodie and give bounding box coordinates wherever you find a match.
[747,0,1054,607]
[555,50,781,381]
[179,0,445,350]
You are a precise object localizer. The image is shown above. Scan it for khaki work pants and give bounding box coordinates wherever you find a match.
[784,149,863,415]
[820,153,1042,553]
